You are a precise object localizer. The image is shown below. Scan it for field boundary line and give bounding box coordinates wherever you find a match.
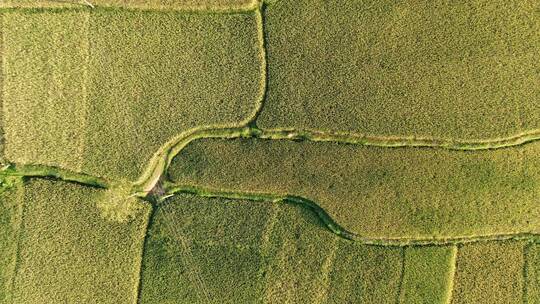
[76,9,91,172]
[395,248,406,304]
[0,163,110,188]
[445,245,458,304]
[134,203,154,304]
[2,153,540,247]
[8,184,25,304]
[246,2,268,126]
[313,237,338,304]
[522,241,531,304]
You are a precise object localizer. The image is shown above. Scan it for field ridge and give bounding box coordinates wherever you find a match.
[159,183,540,246]
[134,126,540,193]
[2,163,539,246]
[3,125,540,246]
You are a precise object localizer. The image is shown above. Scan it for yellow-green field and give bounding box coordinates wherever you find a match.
[0,0,539,303]
[169,138,540,241]
[139,195,534,303]
[2,7,263,180]
[0,0,256,10]
[258,0,540,140]
[1,179,150,304]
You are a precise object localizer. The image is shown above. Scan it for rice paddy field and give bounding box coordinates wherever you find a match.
[0,0,539,303]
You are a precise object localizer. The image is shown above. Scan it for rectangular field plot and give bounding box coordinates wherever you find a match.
[169,138,540,240]
[1,8,262,181]
[139,195,273,303]
[2,10,89,170]
[450,241,526,304]
[399,246,457,304]
[139,194,405,304]
[83,8,262,180]
[259,0,540,140]
[8,179,150,304]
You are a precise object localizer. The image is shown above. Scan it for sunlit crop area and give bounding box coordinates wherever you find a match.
[0,0,539,303]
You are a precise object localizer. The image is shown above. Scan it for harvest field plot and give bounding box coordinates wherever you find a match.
[0,0,540,303]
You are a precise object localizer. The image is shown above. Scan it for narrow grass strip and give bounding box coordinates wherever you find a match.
[445,246,458,304]
[160,182,356,240]
[0,164,109,188]
[134,203,155,304]
[246,2,268,126]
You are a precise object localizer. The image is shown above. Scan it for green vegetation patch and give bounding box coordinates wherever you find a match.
[169,138,540,240]
[525,242,540,303]
[139,194,404,303]
[9,179,150,304]
[0,178,23,304]
[2,8,262,181]
[399,245,457,304]
[258,0,540,140]
[139,195,272,303]
[323,240,402,304]
[0,0,256,10]
[451,240,525,304]
[2,9,89,170]
[82,8,262,180]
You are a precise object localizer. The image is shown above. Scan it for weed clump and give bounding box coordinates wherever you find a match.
[96,184,144,223]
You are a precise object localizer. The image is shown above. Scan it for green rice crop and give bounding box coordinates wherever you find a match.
[0,0,256,10]
[83,8,262,180]
[525,242,540,303]
[451,240,526,304]
[0,178,23,304]
[169,138,540,240]
[2,9,89,170]
[399,245,457,304]
[325,242,402,304]
[139,194,405,303]
[1,1,538,303]
[258,0,540,140]
[2,8,262,181]
[8,179,150,304]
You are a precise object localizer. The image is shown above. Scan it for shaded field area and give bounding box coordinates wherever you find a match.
[169,138,540,241]
[139,194,539,304]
